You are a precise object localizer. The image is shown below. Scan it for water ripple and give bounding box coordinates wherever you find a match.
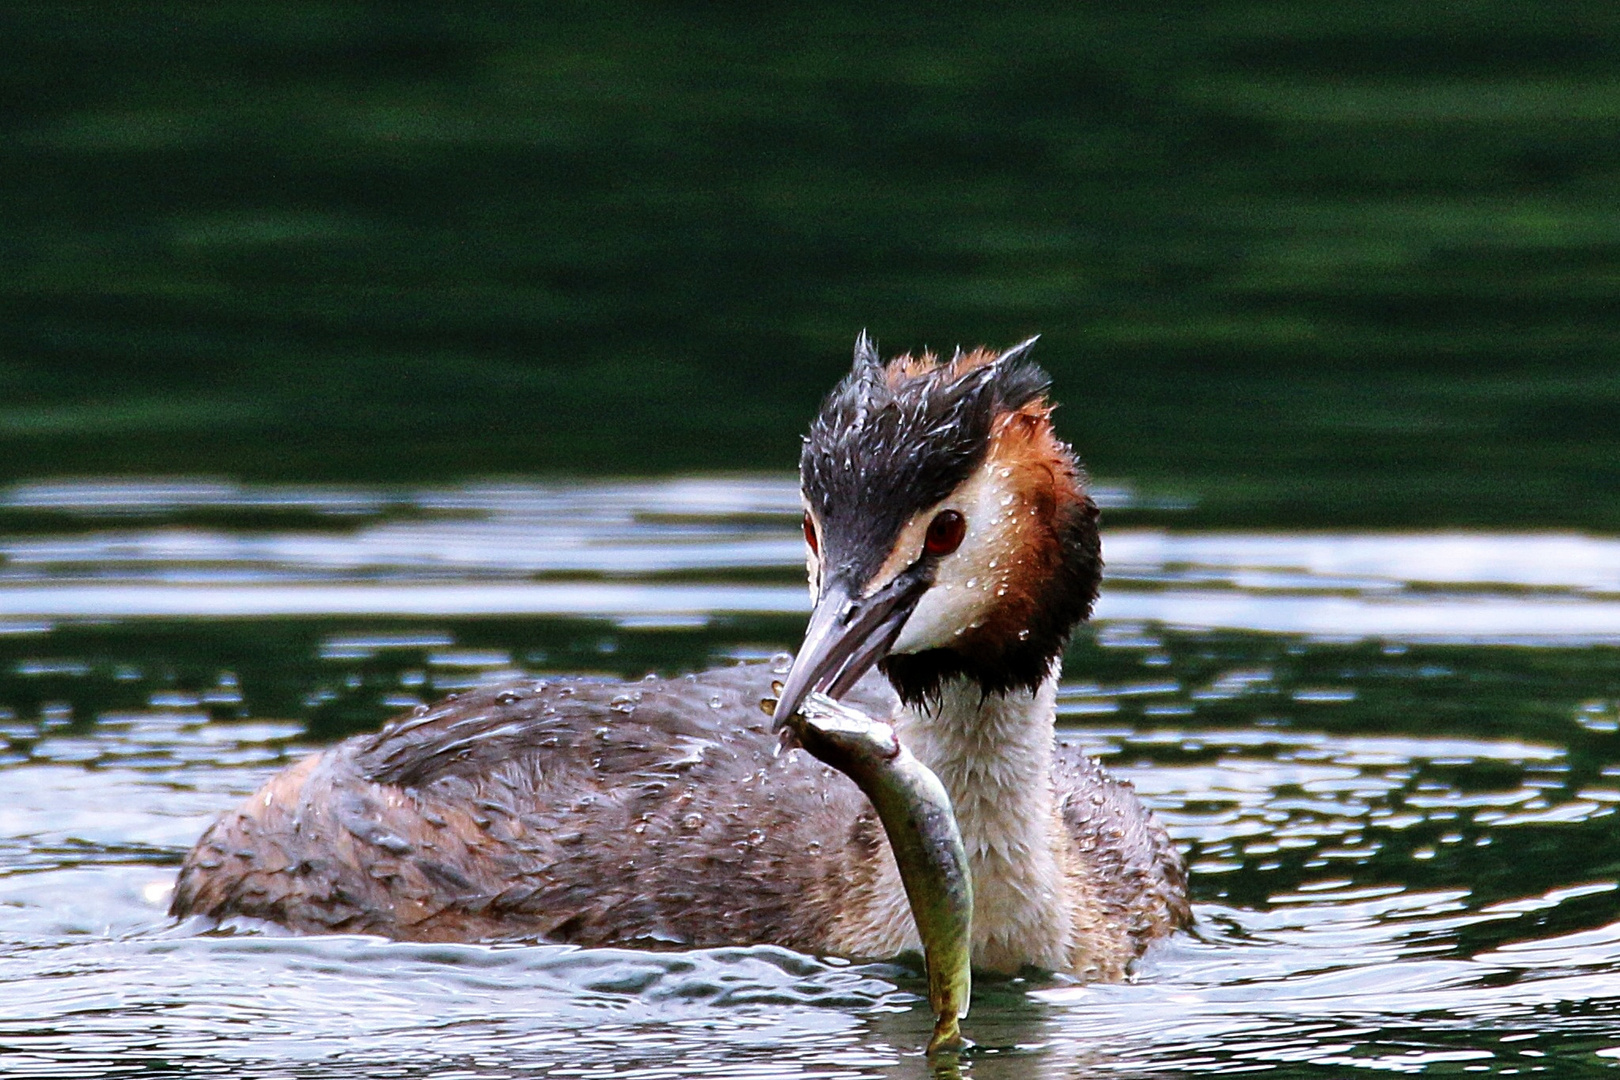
[1,478,1619,1075]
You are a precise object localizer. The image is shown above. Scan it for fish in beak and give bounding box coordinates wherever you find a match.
[771,565,931,729]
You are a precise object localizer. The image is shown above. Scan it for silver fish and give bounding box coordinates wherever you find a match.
[766,685,972,1054]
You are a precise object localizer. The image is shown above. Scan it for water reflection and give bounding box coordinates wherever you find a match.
[1,478,1619,1076]
[5,478,1620,643]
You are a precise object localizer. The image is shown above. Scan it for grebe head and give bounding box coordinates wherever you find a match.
[774,331,1101,721]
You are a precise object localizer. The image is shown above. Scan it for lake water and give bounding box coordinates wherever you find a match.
[2,477,1618,1077]
[8,5,1620,533]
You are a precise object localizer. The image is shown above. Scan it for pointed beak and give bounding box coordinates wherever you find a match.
[771,569,929,729]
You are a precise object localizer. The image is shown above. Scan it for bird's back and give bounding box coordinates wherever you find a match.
[172,663,881,949]
[1052,747,1191,966]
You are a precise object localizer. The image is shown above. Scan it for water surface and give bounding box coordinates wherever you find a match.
[7,5,1620,528]
[2,478,1619,1077]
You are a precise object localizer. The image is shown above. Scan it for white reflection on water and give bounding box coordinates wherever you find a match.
[3,478,1620,644]
[1095,592,1620,642]
[0,582,807,618]
[1105,530,1620,592]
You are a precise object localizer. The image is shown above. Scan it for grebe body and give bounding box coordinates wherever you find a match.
[173,334,1191,977]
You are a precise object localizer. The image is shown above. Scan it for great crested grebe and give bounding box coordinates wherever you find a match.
[172,333,1190,980]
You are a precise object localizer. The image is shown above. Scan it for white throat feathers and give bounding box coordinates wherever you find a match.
[894,667,1071,973]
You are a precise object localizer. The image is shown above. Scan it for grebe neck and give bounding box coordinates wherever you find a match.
[891,665,1071,973]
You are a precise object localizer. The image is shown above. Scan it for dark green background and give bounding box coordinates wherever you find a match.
[6,3,1618,527]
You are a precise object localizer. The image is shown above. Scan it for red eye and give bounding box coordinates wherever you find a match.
[923,510,966,556]
[803,513,819,556]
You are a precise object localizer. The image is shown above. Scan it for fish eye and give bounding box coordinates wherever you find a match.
[923,510,966,557]
[803,513,819,556]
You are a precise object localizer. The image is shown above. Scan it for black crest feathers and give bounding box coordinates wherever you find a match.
[801,334,1050,588]
[852,329,883,373]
